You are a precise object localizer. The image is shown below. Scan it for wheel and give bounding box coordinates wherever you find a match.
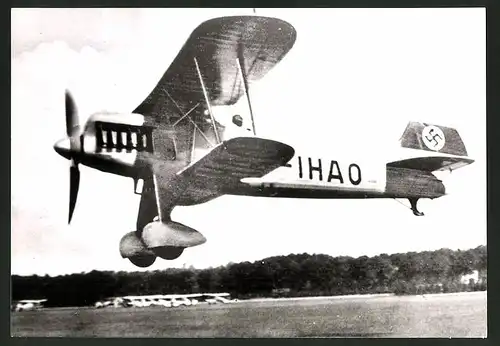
[129,254,156,267]
[153,246,185,260]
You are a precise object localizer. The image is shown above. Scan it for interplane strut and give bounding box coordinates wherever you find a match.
[161,52,259,163]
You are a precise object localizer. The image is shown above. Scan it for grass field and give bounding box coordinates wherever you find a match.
[11,291,487,338]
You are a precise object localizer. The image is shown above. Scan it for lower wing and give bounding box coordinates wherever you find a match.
[170,136,295,206]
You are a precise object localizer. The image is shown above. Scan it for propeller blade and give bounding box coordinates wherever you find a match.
[65,90,80,138]
[68,160,80,224]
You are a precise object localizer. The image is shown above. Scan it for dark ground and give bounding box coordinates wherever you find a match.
[11,291,487,338]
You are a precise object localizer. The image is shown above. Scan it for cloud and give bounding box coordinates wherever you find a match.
[11,8,144,57]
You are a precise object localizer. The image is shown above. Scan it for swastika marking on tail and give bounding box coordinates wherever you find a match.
[422,125,445,151]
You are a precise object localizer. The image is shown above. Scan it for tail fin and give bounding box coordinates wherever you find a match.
[400,121,468,156]
[389,121,474,172]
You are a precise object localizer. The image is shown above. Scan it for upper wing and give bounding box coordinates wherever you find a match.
[133,16,297,123]
[173,136,295,205]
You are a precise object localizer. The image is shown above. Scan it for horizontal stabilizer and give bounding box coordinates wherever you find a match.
[387,155,474,172]
[400,122,468,156]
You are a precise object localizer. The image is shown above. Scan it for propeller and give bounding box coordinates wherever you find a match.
[65,90,81,223]
[68,161,80,223]
[65,90,79,138]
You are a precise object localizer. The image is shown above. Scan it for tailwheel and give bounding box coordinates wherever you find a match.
[129,254,156,268]
[409,198,425,216]
[153,246,185,260]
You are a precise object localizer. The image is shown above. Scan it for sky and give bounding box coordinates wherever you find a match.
[11,8,486,276]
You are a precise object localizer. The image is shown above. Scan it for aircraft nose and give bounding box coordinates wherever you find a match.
[54,137,72,159]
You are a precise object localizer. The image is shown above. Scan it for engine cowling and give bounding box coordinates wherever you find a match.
[141,221,206,249]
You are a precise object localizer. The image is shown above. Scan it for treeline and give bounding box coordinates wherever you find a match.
[12,246,486,307]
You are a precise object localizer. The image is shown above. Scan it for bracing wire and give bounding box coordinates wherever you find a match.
[393,198,412,211]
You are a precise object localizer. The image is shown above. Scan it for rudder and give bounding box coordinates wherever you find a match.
[400,121,468,157]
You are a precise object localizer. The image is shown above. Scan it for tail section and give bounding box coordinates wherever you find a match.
[389,121,474,172]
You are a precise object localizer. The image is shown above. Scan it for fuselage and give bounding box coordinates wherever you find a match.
[54,112,446,205]
[235,152,445,200]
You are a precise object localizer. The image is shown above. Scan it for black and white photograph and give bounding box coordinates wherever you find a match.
[11,7,486,338]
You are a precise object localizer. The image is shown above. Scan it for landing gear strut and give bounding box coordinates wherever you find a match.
[409,198,424,216]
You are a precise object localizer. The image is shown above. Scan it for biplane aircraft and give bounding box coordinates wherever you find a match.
[54,16,474,268]
[13,299,47,312]
[100,293,233,308]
